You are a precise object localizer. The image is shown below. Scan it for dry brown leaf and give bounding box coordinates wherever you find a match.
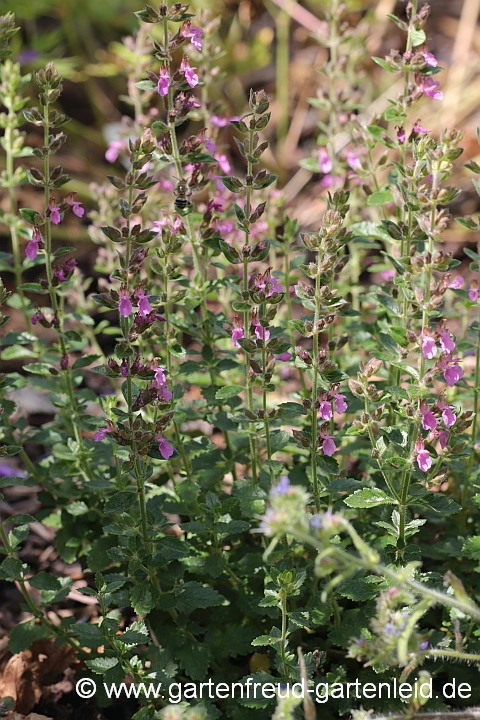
[0,639,77,715]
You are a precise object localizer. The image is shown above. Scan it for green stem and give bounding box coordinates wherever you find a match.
[426,648,480,663]
[5,117,29,329]
[280,591,289,680]
[311,257,321,512]
[243,127,257,481]
[290,527,480,621]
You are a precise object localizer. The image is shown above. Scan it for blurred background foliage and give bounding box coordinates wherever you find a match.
[1,0,480,226]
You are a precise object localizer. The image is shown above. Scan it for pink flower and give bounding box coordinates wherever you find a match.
[215,153,231,174]
[254,321,270,342]
[438,429,449,449]
[417,448,432,472]
[138,295,152,316]
[211,115,229,127]
[268,275,284,295]
[412,121,429,134]
[448,276,464,289]
[346,151,362,171]
[25,231,41,260]
[275,352,292,362]
[232,327,244,348]
[334,394,348,414]
[154,366,167,386]
[66,193,84,218]
[95,426,111,442]
[119,288,133,318]
[419,75,444,100]
[422,410,437,431]
[319,400,333,421]
[49,199,61,224]
[397,128,405,144]
[443,358,464,387]
[204,137,216,154]
[322,435,336,457]
[180,57,199,88]
[380,269,396,281]
[439,331,455,353]
[442,407,456,427]
[421,51,438,67]
[318,147,332,174]
[183,24,204,51]
[105,140,124,163]
[468,285,479,302]
[156,434,174,460]
[157,68,170,96]
[422,336,437,359]
[158,385,173,402]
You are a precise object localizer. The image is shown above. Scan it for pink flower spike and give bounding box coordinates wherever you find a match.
[442,407,456,428]
[157,68,169,97]
[318,147,332,174]
[417,449,432,472]
[156,435,174,460]
[322,436,336,457]
[422,336,437,359]
[319,400,333,421]
[422,410,437,431]
[439,331,455,353]
[334,394,348,414]
[448,276,464,289]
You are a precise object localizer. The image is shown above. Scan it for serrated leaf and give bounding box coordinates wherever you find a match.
[345,488,397,508]
[85,657,119,674]
[215,385,244,400]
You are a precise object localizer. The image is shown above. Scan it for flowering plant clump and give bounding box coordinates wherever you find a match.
[0,2,479,720]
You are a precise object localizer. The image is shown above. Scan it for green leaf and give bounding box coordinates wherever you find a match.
[367,190,394,206]
[29,572,61,591]
[72,355,101,369]
[269,430,291,454]
[174,581,225,613]
[65,501,89,516]
[72,622,104,648]
[9,620,53,653]
[85,657,119,674]
[104,491,136,514]
[344,488,397,508]
[372,56,398,73]
[411,28,426,46]
[23,362,55,376]
[131,582,155,615]
[215,385,244,400]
